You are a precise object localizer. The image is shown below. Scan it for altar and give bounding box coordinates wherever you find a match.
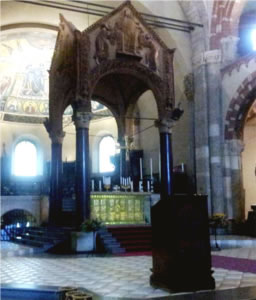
[90,192,152,225]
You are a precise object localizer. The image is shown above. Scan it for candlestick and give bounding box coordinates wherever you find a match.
[151,180,154,193]
[159,152,161,181]
[150,158,153,180]
[139,180,143,192]
[147,180,150,192]
[99,180,102,191]
[91,179,94,192]
[130,181,133,192]
[140,158,143,180]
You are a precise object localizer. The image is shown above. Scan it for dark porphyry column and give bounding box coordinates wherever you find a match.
[74,110,92,227]
[49,132,65,226]
[158,119,174,200]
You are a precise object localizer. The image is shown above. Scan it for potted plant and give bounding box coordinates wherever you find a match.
[71,219,102,252]
[209,213,230,235]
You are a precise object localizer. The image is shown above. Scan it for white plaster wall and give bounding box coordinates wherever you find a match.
[89,117,118,174]
[0,116,118,175]
[0,121,51,168]
[1,196,41,224]
[242,122,256,217]
[1,1,100,31]
[47,116,118,173]
[1,0,192,80]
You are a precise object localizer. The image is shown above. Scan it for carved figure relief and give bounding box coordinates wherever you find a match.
[94,24,111,64]
[92,9,159,72]
[120,9,137,53]
[137,27,158,71]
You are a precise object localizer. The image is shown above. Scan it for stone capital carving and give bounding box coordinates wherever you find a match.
[201,50,221,65]
[225,139,244,155]
[50,131,65,144]
[155,118,174,134]
[73,111,92,129]
[184,73,194,101]
[220,35,239,65]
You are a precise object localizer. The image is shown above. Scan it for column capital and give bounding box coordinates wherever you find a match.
[73,111,92,129]
[201,50,222,65]
[50,131,65,144]
[225,139,244,155]
[155,118,174,134]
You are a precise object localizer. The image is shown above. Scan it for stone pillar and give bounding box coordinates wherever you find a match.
[226,139,245,220]
[49,131,65,226]
[220,36,239,66]
[73,110,92,227]
[157,118,174,200]
[193,55,212,214]
[204,50,225,215]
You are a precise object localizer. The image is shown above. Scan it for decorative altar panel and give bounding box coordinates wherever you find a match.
[91,192,151,225]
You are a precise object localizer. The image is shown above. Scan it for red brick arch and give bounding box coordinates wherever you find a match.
[225,71,256,140]
[210,0,246,50]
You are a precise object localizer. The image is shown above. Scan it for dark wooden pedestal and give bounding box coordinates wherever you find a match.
[150,194,215,292]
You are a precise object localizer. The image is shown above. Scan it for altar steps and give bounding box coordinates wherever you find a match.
[107,226,152,253]
[10,226,72,253]
[97,228,125,254]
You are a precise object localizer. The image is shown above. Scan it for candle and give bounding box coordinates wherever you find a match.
[91,179,94,191]
[150,158,153,180]
[140,158,143,180]
[147,180,150,192]
[130,181,133,192]
[99,180,102,191]
[139,181,143,192]
[159,152,161,181]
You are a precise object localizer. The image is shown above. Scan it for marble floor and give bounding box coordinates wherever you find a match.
[2,241,256,299]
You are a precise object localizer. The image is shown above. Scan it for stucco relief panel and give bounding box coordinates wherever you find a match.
[86,7,163,77]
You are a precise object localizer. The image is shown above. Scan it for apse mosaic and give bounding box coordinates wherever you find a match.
[0,31,109,119]
[0,31,56,116]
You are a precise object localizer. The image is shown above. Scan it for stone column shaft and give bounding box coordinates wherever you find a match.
[49,132,65,226]
[205,50,224,214]
[158,119,174,200]
[194,60,212,214]
[74,111,92,227]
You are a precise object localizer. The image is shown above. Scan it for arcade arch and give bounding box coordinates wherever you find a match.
[224,77,256,219]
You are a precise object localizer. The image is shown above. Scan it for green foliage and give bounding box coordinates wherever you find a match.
[80,219,103,232]
[209,213,230,228]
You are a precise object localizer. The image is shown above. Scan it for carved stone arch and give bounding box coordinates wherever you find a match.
[225,71,256,140]
[89,59,166,119]
[210,0,246,50]
[89,94,123,139]
[179,1,208,50]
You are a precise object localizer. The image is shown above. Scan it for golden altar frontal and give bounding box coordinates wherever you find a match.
[90,192,151,225]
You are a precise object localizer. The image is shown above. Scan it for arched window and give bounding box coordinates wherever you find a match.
[99,136,115,173]
[13,141,38,176]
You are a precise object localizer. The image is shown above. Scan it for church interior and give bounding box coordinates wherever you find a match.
[1,0,256,299]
